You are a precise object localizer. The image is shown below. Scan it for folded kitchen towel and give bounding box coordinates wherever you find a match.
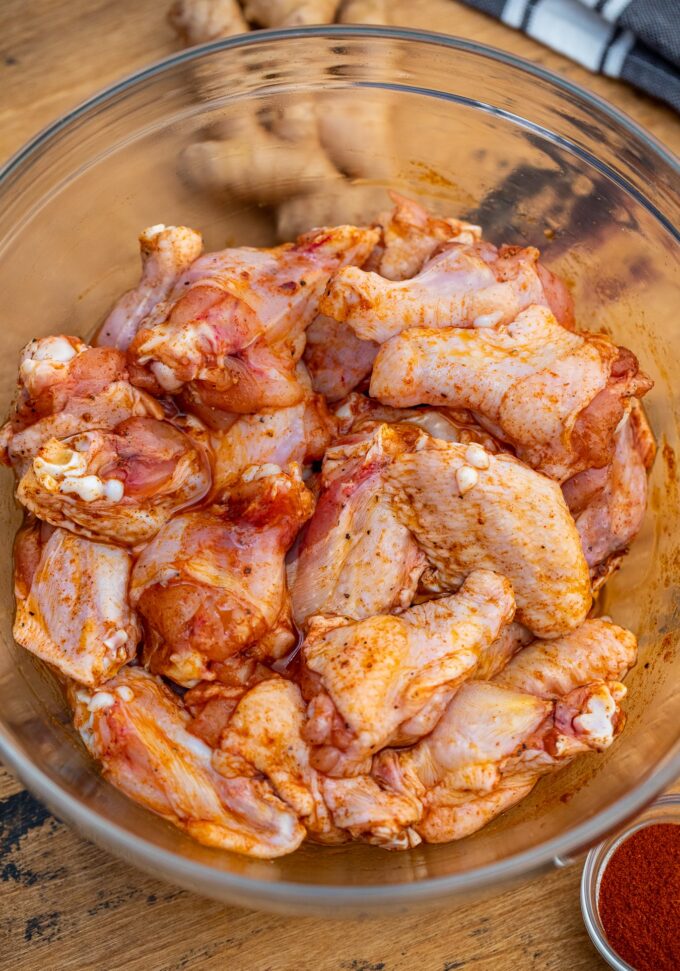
[461,0,680,112]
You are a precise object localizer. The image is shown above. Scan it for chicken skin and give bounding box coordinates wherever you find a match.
[72,668,305,858]
[370,305,651,480]
[372,619,634,844]
[17,417,211,546]
[0,336,162,476]
[376,679,626,844]
[332,392,504,452]
[215,677,422,848]
[13,522,139,686]
[494,617,637,697]
[369,191,482,283]
[96,224,204,351]
[321,242,564,345]
[303,314,378,402]
[301,570,515,775]
[130,466,313,685]
[303,194,482,400]
[563,401,655,586]
[288,423,427,627]
[215,678,340,841]
[127,224,378,414]
[314,423,590,637]
[210,393,336,491]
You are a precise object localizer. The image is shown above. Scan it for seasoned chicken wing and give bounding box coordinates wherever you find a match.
[288,423,426,626]
[13,522,139,686]
[1,197,650,861]
[71,668,305,858]
[127,224,379,414]
[494,617,637,697]
[210,394,336,491]
[375,677,626,844]
[301,570,515,775]
[130,466,313,685]
[369,191,481,282]
[96,225,204,351]
[321,423,591,637]
[371,305,652,480]
[373,617,634,843]
[17,417,211,546]
[563,401,655,586]
[303,314,378,402]
[214,677,421,848]
[322,242,557,344]
[0,336,162,475]
[215,678,340,840]
[184,657,279,748]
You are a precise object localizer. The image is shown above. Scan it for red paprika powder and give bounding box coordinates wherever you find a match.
[598,822,680,971]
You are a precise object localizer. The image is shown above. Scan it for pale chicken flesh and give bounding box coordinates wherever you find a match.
[3,193,652,860]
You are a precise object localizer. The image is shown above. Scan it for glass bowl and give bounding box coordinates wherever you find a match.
[580,794,680,970]
[0,26,678,916]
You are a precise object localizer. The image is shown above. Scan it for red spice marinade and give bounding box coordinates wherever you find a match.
[598,823,680,971]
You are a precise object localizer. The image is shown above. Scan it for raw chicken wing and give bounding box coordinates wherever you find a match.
[303,314,378,402]
[210,393,336,491]
[369,191,482,282]
[301,570,515,775]
[494,617,638,697]
[130,466,313,685]
[332,392,503,452]
[71,667,305,858]
[0,336,162,475]
[127,224,379,414]
[563,401,655,586]
[96,225,203,351]
[215,677,422,848]
[338,424,591,636]
[17,417,211,546]
[184,657,278,748]
[13,522,139,686]
[321,242,552,344]
[289,422,426,626]
[215,678,340,840]
[375,677,626,844]
[371,304,652,479]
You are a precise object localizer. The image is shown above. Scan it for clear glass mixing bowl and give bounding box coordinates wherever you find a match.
[0,26,678,917]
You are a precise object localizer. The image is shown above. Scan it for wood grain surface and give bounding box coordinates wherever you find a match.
[0,3,678,970]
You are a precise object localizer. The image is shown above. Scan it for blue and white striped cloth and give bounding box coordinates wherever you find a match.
[463,0,680,112]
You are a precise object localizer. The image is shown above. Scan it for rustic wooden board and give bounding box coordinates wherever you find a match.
[1,2,678,969]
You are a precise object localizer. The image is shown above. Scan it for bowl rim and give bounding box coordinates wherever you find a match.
[1,24,679,908]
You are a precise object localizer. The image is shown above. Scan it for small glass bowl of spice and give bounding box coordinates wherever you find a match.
[581,793,680,970]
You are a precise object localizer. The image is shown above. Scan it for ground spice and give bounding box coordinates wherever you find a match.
[598,822,680,971]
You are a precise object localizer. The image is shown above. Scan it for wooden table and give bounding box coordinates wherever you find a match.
[1,3,678,969]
